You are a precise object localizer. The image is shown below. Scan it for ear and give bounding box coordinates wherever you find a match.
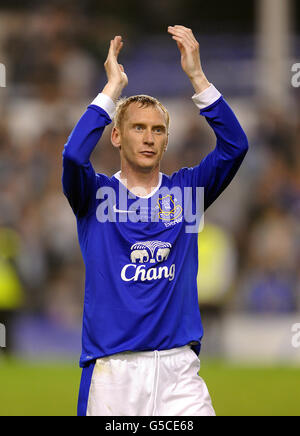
[111,126,122,150]
[163,133,169,152]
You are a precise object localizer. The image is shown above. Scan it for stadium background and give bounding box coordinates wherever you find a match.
[0,0,299,416]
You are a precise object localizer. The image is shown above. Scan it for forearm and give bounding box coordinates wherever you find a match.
[200,96,249,159]
[192,84,248,155]
[189,88,248,211]
[63,102,112,166]
[62,97,114,217]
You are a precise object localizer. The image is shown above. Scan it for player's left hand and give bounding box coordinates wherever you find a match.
[168,25,210,94]
[168,25,203,79]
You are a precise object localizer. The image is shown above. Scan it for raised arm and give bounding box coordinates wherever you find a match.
[62,36,128,217]
[168,26,249,210]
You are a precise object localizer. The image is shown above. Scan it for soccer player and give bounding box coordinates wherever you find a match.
[62,26,248,416]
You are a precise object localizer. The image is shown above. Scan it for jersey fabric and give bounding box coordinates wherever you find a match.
[62,86,248,368]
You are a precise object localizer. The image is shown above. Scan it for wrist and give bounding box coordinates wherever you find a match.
[102,81,124,102]
[189,73,210,94]
[91,93,116,119]
[192,84,222,110]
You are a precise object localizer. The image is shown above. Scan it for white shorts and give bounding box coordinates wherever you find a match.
[80,346,215,416]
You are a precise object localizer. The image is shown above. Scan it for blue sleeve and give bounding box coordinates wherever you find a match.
[172,96,249,211]
[62,105,112,217]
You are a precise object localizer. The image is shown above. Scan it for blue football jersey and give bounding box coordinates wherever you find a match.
[62,88,248,367]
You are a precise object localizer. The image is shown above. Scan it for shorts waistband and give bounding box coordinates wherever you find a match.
[99,345,193,361]
[138,345,192,357]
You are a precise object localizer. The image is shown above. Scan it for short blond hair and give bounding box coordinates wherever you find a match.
[114,95,170,132]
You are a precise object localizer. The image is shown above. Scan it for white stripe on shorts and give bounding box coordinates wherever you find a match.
[86,346,216,416]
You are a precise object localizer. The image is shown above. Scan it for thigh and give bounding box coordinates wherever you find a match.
[85,355,153,416]
[158,350,216,416]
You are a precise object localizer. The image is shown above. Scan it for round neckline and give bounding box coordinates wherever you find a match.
[113,171,163,199]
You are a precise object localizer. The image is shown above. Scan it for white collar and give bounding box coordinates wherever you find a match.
[113,171,163,199]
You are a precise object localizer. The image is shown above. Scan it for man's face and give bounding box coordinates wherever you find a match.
[112,102,169,172]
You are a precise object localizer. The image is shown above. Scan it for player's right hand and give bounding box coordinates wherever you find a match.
[104,36,128,89]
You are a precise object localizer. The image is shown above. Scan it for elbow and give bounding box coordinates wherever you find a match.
[62,147,75,163]
[238,131,249,156]
[62,146,85,166]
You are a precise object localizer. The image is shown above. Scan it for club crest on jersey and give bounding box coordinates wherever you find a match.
[121,240,175,282]
[157,195,183,222]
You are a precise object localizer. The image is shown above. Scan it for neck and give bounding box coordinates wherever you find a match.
[120,164,160,197]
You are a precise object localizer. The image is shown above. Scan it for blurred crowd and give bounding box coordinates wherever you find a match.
[0,4,299,352]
